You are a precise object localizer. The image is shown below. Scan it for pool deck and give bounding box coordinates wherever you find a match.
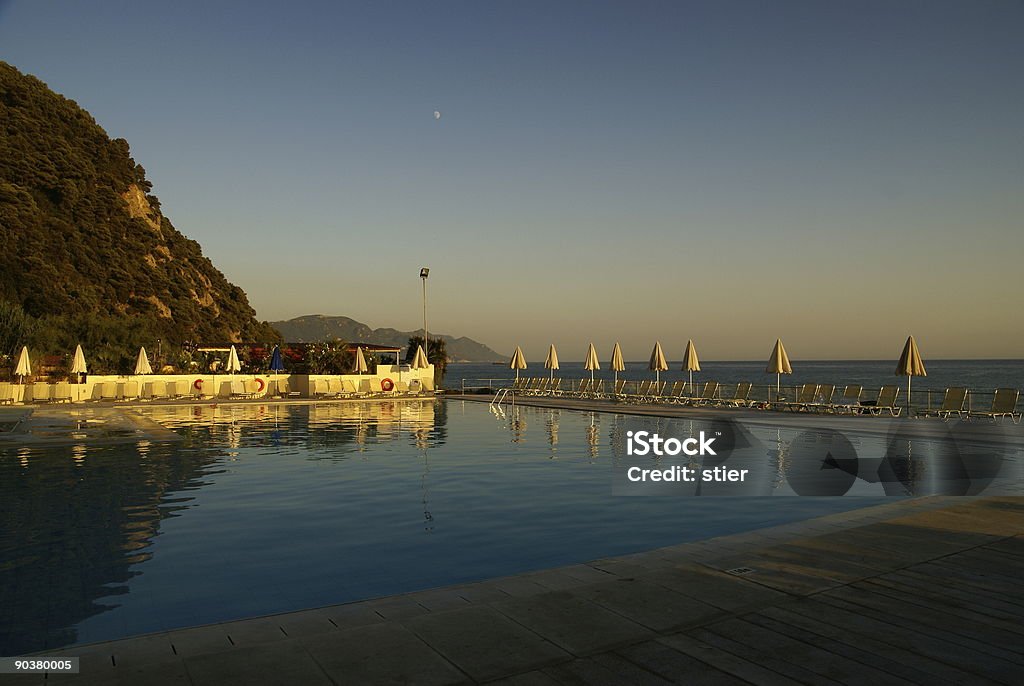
[13,396,1024,685]
[25,498,1023,684]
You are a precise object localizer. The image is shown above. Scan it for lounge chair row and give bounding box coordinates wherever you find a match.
[511,378,753,406]
[0,381,76,404]
[311,378,426,399]
[0,377,436,404]
[504,378,1022,422]
[774,384,894,415]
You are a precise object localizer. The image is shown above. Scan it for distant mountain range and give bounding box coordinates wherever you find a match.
[270,315,504,362]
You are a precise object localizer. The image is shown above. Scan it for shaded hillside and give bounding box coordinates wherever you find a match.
[0,61,278,353]
[272,315,503,362]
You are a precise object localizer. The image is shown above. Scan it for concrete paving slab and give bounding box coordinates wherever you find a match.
[864,576,1024,623]
[757,605,983,685]
[450,582,513,605]
[479,576,551,599]
[684,625,846,685]
[363,595,431,621]
[821,586,1024,662]
[641,564,791,612]
[541,653,673,685]
[741,611,948,686]
[613,640,750,686]
[272,608,342,639]
[520,569,593,592]
[698,617,915,686]
[217,616,292,647]
[409,588,475,613]
[184,639,331,686]
[318,601,390,629]
[779,597,1022,683]
[491,590,652,657]
[883,568,1024,610]
[570,578,723,633]
[484,671,561,686]
[165,624,236,658]
[302,622,469,686]
[405,606,569,682]
[656,632,804,686]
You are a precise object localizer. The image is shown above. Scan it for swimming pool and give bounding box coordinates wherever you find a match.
[0,399,900,654]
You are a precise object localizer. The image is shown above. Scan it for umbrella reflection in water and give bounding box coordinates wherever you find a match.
[586,412,599,459]
[546,410,559,458]
[510,410,527,443]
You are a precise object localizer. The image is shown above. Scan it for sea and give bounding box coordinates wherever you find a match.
[449,359,1024,397]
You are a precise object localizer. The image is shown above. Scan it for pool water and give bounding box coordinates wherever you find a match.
[1,399,897,654]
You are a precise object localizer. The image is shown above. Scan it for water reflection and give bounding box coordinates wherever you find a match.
[510,411,527,444]
[586,413,599,459]
[0,400,445,655]
[546,410,559,458]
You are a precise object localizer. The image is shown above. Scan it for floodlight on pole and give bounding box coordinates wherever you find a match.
[420,267,429,366]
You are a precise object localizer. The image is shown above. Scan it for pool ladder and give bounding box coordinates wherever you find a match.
[491,388,515,409]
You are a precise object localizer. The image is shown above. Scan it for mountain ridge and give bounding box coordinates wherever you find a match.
[271,314,503,362]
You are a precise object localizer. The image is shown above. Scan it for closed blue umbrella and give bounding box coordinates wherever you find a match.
[269,345,285,372]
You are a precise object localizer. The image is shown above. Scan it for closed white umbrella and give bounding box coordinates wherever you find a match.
[71,344,88,379]
[134,347,153,375]
[583,343,600,383]
[352,346,368,374]
[609,342,625,385]
[71,344,88,399]
[544,344,559,382]
[766,338,793,393]
[14,346,31,383]
[895,335,927,407]
[226,345,242,374]
[509,346,527,381]
[649,341,668,385]
[411,344,429,369]
[681,339,700,393]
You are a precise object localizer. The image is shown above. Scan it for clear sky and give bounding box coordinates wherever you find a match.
[2,0,1022,360]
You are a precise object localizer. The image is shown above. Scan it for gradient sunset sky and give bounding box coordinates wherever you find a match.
[2,1,1021,360]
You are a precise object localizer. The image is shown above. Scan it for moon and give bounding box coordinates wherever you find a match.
[433,110,441,120]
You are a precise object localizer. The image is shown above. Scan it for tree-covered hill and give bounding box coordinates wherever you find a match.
[0,61,278,369]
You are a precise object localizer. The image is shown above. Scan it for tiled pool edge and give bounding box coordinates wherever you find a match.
[32,493,1024,685]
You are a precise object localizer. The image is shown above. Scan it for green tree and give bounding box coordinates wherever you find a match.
[0,299,36,357]
[405,335,447,384]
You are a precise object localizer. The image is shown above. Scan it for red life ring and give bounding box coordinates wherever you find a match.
[381,378,394,392]
[254,378,265,392]
[193,379,204,390]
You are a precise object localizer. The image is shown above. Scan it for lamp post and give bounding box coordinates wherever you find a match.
[420,267,429,364]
